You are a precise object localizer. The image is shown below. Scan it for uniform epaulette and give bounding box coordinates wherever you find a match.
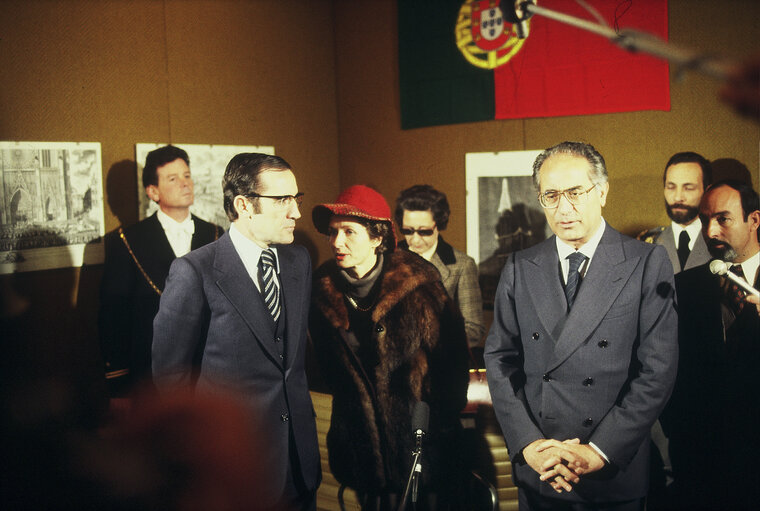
[637,225,666,244]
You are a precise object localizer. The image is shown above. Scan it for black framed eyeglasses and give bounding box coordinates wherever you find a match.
[538,185,596,209]
[247,192,304,209]
[400,226,436,237]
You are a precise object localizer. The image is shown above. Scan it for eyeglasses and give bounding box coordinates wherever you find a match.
[538,185,596,209]
[247,192,304,209]
[400,226,436,237]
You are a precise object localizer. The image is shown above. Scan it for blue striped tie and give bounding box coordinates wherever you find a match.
[565,252,587,310]
[259,249,281,322]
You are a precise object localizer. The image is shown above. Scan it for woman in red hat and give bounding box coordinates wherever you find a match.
[310,185,470,510]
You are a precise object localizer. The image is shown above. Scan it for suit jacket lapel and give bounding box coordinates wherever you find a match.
[658,225,680,273]
[549,226,639,370]
[277,246,304,369]
[685,234,710,271]
[526,239,567,341]
[213,234,283,370]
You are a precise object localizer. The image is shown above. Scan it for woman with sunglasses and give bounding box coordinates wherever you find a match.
[309,185,470,510]
[395,185,485,358]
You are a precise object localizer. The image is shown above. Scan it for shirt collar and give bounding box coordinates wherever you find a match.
[556,218,606,262]
[733,251,760,286]
[671,218,702,250]
[157,209,194,235]
[229,223,280,273]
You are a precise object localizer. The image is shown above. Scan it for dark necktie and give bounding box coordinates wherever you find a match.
[725,264,747,315]
[259,249,281,322]
[677,230,690,271]
[565,252,587,310]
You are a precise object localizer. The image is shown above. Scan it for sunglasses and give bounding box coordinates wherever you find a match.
[400,227,436,237]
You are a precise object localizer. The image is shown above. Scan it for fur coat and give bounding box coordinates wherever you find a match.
[309,250,469,494]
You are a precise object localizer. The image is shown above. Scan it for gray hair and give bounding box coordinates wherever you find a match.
[532,141,608,190]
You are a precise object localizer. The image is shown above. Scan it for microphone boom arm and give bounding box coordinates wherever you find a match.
[517,1,735,80]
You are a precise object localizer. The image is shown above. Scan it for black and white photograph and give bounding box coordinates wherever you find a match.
[0,141,104,274]
[466,150,550,307]
[135,143,275,228]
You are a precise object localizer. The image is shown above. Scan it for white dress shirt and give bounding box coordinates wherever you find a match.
[671,218,702,251]
[157,209,194,257]
[228,223,280,293]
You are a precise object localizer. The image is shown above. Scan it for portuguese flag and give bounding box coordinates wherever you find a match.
[399,0,670,129]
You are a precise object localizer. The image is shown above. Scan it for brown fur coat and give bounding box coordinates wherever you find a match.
[309,250,469,493]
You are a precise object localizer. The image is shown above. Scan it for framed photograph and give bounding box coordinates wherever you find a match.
[466,150,551,307]
[135,143,275,228]
[0,141,104,274]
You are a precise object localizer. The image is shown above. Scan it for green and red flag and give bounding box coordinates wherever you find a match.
[399,0,670,129]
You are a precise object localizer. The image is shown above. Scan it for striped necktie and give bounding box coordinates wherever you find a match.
[259,249,281,322]
[565,252,587,310]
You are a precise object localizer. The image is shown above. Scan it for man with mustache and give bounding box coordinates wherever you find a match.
[638,152,712,273]
[662,180,760,510]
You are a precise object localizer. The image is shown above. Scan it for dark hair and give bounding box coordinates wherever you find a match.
[532,141,607,190]
[707,179,760,222]
[663,152,712,189]
[394,185,450,231]
[142,145,190,188]
[222,153,292,221]
[352,217,395,254]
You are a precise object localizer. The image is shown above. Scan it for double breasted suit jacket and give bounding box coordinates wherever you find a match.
[655,224,711,273]
[152,233,320,505]
[98,212,222,393]
[484,225,678,502]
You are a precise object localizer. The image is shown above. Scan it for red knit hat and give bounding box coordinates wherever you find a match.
[312,185,396,245]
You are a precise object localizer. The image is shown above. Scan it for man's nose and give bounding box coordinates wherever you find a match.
[556,193,575,213]
[288,202,301,219]
[705,220,720,238]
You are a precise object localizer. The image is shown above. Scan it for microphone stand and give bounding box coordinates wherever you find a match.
[397,429,424,511]
[514,1,735,80]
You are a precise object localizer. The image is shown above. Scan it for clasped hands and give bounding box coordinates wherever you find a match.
[522,438,606,493]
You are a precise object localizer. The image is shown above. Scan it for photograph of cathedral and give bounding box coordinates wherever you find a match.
[0,141,104,273]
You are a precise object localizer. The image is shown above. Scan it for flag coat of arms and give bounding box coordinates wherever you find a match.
[399,0,670,129]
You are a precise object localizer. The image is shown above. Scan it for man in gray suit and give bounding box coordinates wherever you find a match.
[152,153,320,510]
[638,152,712,273]
[485,142,678,510]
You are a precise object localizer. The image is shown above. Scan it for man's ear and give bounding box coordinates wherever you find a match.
[598,182,610,207]
[146,185,160,204]
[233,195,251,218]
[748,209,760,233]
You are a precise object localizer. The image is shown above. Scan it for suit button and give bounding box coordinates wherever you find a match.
[598,339,608,348]
[281,413,289,422]
[583,377,594,386]
[532,332,540,340]
[542,374,551,382]
[275,336,282,343]
[279,354,284,360]
[375,324,384,333]
[583,417,593,427]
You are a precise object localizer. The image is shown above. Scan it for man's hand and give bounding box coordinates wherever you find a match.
[522,438,579,493]
[536,438,606,486]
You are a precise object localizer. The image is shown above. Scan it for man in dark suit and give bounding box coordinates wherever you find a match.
[98,145,222,396]
[484,141,678,510]
[152,153,320,510]
[663,180,760,510]
[639,152,712,273]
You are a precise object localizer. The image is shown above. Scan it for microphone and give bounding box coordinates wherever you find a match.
[709,260,760,297]
[411,401,429,438]
[502,1,536,39]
